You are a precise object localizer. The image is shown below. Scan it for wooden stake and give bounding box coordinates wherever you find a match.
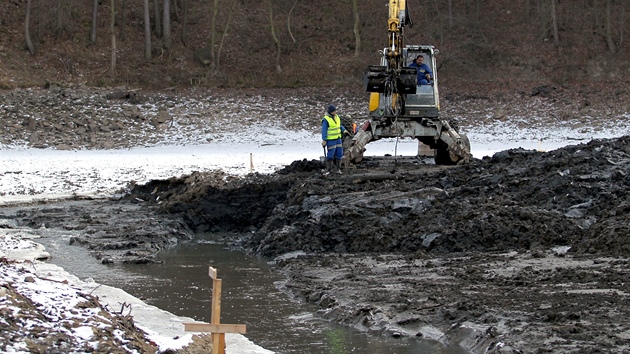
[184,267,247,354]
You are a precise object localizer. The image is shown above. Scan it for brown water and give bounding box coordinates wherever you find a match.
[38,231,466,354]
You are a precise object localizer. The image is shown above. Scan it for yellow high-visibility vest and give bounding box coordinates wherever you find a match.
[322,114,341,140]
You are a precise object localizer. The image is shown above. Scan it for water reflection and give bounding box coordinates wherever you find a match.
[38,230,461,353]
[112,235,454,354]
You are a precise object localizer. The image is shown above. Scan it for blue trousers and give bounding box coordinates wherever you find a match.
[326,138,343,160]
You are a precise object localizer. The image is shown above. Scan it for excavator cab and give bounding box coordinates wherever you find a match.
[345,0,471,166]
[404,47,439,114]
[367,45,440,119]
[347,45,471,165]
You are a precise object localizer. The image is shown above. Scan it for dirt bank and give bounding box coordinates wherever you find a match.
[122,136,630,353]
[3,85,630,353]
[0,199,193,264]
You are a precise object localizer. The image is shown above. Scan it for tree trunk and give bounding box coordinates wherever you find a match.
[210,0,219,69]
[604,0,616,53]
[434,0,443,47]
[448,0,453,28]
[475,0,481,21]
[36,0,41,41]
[120,0,126,41]
[621,2,625,46]
[352,0,361,57]
[181,0,188,46]
[216,0,238,72]
[287,0,298,44]
[144,0,152,60]
[550,0,559,43]
[172,0,180,22]
[269,0,282,73]
[25,0,36,55]
[163,0,171,50]
[154,0,162,38]
[55,0,63,39]
[110,0,117,77]
[90,0,98,43]
[593,0,600,28]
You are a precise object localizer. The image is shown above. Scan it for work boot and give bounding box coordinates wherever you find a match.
[323,159,333,175]
[334,158,342,174]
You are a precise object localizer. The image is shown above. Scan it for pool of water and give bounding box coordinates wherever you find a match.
[39,231,465,353]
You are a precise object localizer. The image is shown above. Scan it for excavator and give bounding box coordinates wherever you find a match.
[344,0,472,165]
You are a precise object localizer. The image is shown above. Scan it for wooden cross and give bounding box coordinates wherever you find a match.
[183,267,247,354]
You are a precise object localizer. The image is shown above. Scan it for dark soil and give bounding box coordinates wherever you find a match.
[3,85,630,352]
[109,135,630,353]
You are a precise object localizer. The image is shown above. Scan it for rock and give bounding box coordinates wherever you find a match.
[152,109,171,127]
[493,108,506,120]
[26,117,37,130]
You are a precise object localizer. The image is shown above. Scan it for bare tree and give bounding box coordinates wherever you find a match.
[55,0,64,39]
[215,0,238,71]
[120,0,127,41]
[621,1,626,46]
[172,0,180,22]
[144,0,152,60]
[550,0,559,43]
[25,0,36,55]
[605,0,616,53]
[35,0,41,41]
[475,0,481,21]
[163,0,171,50]
[206,0,238,72]
[154,0,162,38]
[110,0,117,77]
[448,0,453,28]
[351,0,361,57]
[209,0,219,69]
[433,0,444,47]
[90,0,98,43]
[269,0,282,73]
[287,0,298,44]
[181,0,188,46]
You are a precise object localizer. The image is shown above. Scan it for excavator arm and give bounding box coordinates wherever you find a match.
[346,0,472,166]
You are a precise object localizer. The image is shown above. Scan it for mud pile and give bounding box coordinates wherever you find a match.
[3,135,628,353]
[123,136,630,353]
[131,135,630,259]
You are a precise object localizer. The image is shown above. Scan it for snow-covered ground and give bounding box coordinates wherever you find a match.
[1,121,629,353]
[1,122,616,203]
[0,223,273,353]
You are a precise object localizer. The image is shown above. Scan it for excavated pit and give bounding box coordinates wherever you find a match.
[121,136,630,353]
[5,137,630,353]
[127,137,630,259]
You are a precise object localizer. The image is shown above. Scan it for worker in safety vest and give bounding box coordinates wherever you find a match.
[321,104,347,174]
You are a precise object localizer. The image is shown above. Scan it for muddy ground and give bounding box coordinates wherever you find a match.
[8,137,627,352]
[2,86,630,353]
[118,137,630,353]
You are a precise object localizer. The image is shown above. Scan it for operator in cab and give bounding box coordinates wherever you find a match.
[409,55,433,85]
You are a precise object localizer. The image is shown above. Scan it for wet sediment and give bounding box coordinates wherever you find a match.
[124,136,630,353]
[4,136,630,352]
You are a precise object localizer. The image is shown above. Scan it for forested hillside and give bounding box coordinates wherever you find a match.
[0,0,628,92]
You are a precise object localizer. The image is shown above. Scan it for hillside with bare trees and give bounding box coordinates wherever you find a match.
[0,0,629,93]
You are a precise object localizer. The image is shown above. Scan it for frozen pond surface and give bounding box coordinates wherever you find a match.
[0,124,608,203]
